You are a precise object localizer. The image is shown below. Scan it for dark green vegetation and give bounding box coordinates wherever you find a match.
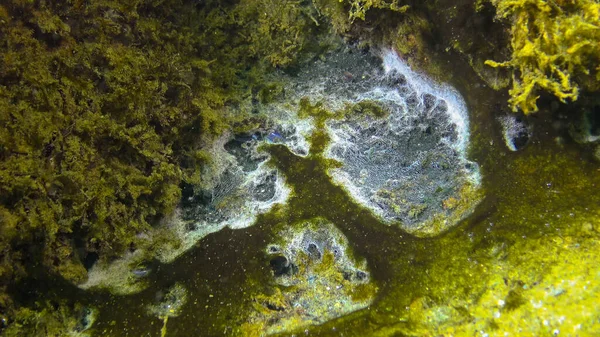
[0,0,328,328]
[1,0,600,336]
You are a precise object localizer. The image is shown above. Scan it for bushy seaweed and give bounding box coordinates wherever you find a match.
[486,0,600,113]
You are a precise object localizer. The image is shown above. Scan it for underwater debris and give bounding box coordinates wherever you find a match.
[498,114,532,151]
[247,218,377,335]
[148,283,188,319]
[131,266,152,278]
[266,131,285,143]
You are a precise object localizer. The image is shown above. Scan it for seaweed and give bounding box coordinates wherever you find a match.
[0,0,322,330]
[485,0,600,113]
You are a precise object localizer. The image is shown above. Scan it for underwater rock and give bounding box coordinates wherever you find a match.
[79,250,153,295]
[158,132,292,263]
[147,283,188,319]
[240,48,482,236]
[498,114,532,151]
[247,218,377,335]
[304,49,481,235]
[569,105,600,144]
[79,111,306,293]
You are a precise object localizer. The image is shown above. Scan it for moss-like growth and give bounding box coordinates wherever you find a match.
[2,300,95,337]
[0,0,209,301]
[0,0,324,330]
[486,0,600,113]
[345,0,410,22]
[231,0,320,67]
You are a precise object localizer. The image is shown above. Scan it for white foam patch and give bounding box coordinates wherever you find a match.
[321,49,481,230]
[80,250,148,295]
[260,99,316,157]
[381,50,472,156]
[158,167,290,264]
[81,132,293,292]
[156,137,292,263]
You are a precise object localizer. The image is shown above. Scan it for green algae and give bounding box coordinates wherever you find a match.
[2,1,600,336]
[0,0,329,328]
[486,0,600,114]
[6,71,600,337]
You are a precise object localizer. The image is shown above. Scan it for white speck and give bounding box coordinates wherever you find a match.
[532,300,543,308]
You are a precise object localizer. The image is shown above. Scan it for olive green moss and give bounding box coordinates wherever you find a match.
[0,0,328,331]
[2,300,93,337]
[0,0,207,319]
[313,0,600,115]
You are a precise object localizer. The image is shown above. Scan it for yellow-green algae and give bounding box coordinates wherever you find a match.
[0,0,327,330]
[2,1,600,336]
[259,142,598,337]
[313,0,600,115]
[485,0,600,114]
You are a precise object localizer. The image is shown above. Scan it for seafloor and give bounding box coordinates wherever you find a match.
[8,48,600,337]
[2,2,600,337]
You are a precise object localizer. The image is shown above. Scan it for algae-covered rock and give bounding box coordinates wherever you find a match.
[251,47,482,236]
[148,283,188,319]
[498,114,532,151]
[158,130,294,263]
[408,217,600,337]
[246,218,377,335]
[313,49,481,235]
[79,129,295,294]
